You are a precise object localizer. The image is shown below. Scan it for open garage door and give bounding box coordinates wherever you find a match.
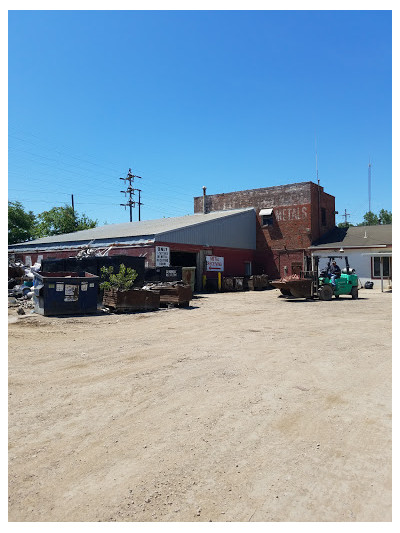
[170,251,198,292]
[170,251,197,267]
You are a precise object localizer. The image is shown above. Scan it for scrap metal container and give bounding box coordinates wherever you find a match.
[42,256,145,286]
[222,276,235,291]
[247,274,270,290]
[33,271,100,316]
[148,283,192,306]
[145,266,182,283]
[103,288,160,312]
[182,267,196,292]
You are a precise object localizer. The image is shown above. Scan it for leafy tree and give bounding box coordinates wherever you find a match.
[357,209,392,226]
[100,264,138,291]
[337,222,354,228]
[35,205,97,237]
[8,201,36,244]
[378,209,392,225]
[358,211,380,226]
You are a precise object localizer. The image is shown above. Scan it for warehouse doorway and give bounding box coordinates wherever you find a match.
[170,251,200,292]
[170,251,197,268]
[171,251,198,291]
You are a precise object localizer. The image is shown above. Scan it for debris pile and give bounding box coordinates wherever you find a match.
[144,281,192,307]
[274,274,300,283]
[8,259,40,302]
[75,244,114,258]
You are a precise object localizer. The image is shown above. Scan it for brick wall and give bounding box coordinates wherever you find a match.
[194,181,336,277]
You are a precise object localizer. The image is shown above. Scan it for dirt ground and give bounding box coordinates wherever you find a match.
[8,287,392,522]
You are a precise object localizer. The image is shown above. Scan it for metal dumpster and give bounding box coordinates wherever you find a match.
[182,267,196,292]
[103,288,160,312]
[33,271,100,316]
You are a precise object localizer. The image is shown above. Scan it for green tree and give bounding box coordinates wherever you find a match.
[358,211,380,226]
[337,222,354,228]
[357,209,392,226]
[378,209,392,225]
[8,201,36,244]
[35,205,97,237]
[100,264,138,291]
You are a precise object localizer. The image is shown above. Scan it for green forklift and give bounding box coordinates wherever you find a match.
[316,256,359,300]
[270,255,359,300]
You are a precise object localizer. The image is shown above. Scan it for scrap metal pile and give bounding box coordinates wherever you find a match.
[142,281,193,307]
[221,274,270,292]
[8,259,41,314]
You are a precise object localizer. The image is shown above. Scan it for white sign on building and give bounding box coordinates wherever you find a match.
[156,246,170,267]
[206,255,224,272]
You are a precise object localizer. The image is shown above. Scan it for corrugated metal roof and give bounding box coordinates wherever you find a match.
[310,224,392,249]
[9,208,256,251]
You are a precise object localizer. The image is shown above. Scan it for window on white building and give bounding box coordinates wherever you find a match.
[373,257,390,277]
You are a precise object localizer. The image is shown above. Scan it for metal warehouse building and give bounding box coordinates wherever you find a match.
[8,208,256,291]
[9,180,339,288]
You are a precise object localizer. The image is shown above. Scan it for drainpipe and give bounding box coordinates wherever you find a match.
[202,186,207,214]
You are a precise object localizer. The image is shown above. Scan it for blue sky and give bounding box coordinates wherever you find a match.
[8,9,392,226]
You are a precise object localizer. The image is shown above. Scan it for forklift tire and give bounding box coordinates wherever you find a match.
[318,285,333,301]
[350,287,358,299]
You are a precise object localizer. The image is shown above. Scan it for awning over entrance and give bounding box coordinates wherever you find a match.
[259,208,273,216]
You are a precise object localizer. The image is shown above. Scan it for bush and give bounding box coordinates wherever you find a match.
[100,264,138,291]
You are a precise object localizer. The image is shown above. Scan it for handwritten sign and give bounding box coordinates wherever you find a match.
[156,246,170,267]
[206,256,224,272]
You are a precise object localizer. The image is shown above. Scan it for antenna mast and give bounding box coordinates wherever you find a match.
[315,136,321,238]
[368,159,372,213]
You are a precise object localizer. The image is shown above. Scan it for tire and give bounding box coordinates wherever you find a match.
[350,287,358,299]
[280,288,292,296]
[318,284,333,301]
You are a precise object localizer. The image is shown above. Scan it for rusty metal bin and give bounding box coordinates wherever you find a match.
[182,267,196,292]
[222,276,234,291]
[148,283,192,306]
[103,288,160,312]
[247,274,269,290]
[234,277,245,291]
[33,271,99,316]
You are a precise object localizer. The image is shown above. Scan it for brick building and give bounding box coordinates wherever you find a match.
[194,181,336,278]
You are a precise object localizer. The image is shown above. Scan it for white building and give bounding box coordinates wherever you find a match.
[309,225,392,290]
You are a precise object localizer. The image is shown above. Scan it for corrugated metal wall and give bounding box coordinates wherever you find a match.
[157,209,256,249]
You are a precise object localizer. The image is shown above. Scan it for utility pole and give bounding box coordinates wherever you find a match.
[136,189,143,221]
[120,168,142,222]
[342,209,351,225]
[71,194,75,216]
